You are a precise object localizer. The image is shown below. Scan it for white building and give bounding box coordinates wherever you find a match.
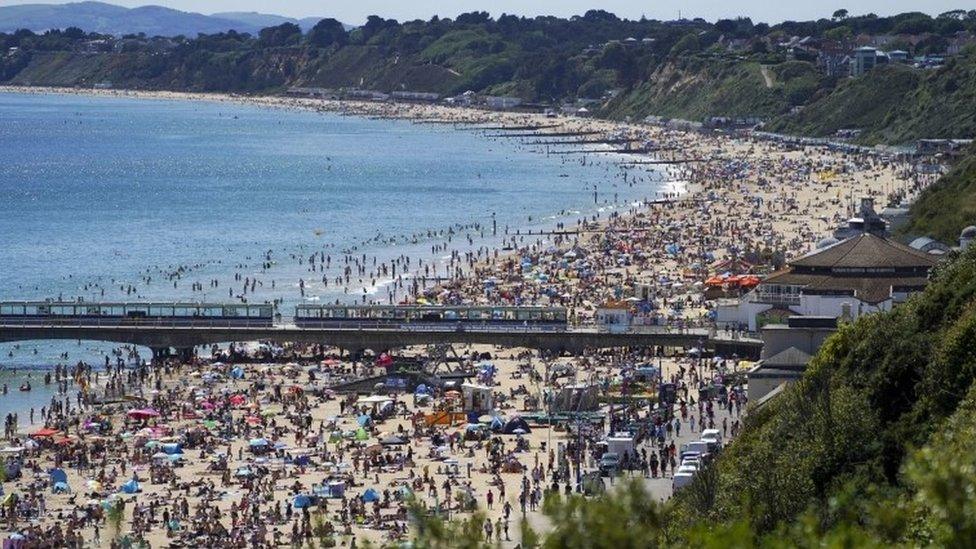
[717,233,938,332]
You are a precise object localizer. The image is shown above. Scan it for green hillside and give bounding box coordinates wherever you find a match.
[2,11,976,145]
[767,50,976,144]
[901,145,976,243]
[603,58,823,121]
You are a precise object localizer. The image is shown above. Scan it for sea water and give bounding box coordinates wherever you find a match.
[0,91,665,421]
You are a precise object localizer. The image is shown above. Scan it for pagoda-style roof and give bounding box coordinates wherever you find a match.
[789,233,939,271]
[760,234,939,304]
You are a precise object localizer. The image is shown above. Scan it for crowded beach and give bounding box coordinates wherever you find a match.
[0,85,942,548]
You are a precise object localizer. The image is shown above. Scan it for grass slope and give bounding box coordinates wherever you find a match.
[901,145,976,243]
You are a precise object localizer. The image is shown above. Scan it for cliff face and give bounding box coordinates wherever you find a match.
[603,58,810,121]
[0,46,461,93]
[3,41,976,146]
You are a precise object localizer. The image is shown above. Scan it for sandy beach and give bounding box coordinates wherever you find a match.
[0,85,943,548]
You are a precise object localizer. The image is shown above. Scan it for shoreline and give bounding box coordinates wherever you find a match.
[0,84,945,548]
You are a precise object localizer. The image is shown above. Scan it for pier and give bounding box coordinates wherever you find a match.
[0,320,761,359]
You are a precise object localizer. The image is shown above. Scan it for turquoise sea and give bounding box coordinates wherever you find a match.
[0,91,665,420]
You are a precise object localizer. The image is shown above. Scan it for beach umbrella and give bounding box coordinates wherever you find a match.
[127,408,160,420]
[152,452,169,460]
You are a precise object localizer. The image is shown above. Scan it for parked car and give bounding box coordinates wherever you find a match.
[673,472,695,491]
[598,452,621,476]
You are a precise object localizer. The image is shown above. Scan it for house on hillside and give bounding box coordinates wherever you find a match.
[850,46,889,77]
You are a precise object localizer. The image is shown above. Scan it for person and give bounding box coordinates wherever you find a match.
[486,489,494,510]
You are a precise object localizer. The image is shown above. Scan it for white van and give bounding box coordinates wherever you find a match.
[673,472,695,491]
[677,464,698,475]
[682,440,710,457]
[701,429,723,445]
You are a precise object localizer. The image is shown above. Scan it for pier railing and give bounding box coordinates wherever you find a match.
[0,317,718,336]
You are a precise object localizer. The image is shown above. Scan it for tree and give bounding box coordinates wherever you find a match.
[257,23,301,48]
[307,18,347,48]
[670,32,700,56]
[833,9,849,21]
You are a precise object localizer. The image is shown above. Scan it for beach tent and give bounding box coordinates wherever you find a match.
[355,428,369,441]
[293,494,312,509]
[235,467,254,478]
[357,415,372,427]
[249,438,269,448]
[161,442,182,455]
[414,384,431,395]
[49,468,68,485]
[230,367,245,379]
[502,417,532,435]
[490,417,505,431]
[362,488,380,503]
[121,479,140,494]
[380,435,406,446]
[52,481,70,494]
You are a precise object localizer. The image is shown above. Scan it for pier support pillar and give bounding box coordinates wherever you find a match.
[150,347,172,364]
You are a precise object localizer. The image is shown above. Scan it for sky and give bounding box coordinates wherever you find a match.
[0,0,969,25]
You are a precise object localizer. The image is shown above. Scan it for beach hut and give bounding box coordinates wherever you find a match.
[362,488,380,503]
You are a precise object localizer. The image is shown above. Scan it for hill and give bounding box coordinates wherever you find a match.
[211,12,348,33]
[765,51,976,144]
[900,144,976,243]
[0,1,310,36]
[1,9,975,145]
